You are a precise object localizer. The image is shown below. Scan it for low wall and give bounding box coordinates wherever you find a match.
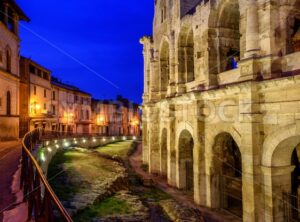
[36,136,130,176]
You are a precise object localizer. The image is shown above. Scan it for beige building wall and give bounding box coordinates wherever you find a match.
[142,0,300,221]
[0,1,29,140]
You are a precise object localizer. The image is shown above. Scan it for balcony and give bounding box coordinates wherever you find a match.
[217,68,240,85]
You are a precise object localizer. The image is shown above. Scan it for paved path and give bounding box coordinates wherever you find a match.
[129,142,242,222]
[0,141,22,222]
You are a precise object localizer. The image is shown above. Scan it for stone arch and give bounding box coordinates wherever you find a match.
[262,124,300,221]
[210,132,243,218]
[159,39,170,98]
[177,129,194,193]
[218,0,240,73]
[160,128,168,177]
[178,27,195,86]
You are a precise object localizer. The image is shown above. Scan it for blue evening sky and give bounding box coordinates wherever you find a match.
[17,0,154,104]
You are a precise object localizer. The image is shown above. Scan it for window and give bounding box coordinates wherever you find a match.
[44,89,47,98]
[86,110,89,120]
[52,91,56,100]
[81,110,84,120]
[44,103,47,110]
[52,105,56,115]
[33,86,37,95]
[6,49,11,73]
[6,91,11,115]
[29,65,35,74]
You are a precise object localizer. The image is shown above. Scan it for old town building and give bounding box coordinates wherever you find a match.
[141,0,300,221]
[51,78,92,134]
[92,97,141,136]
[0,0,28,140]
[19,57,58,136]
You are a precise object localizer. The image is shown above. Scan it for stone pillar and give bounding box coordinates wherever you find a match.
[150,59,160,101]
[245,0,260,58]
[261,166,295,222]
[168,36,177,97]
[238,83,262,222]
[148,107,160,174]
[192,103,206,205]
[167,115,176,186]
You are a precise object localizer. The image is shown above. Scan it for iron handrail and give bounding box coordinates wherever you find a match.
[21,129,73,222]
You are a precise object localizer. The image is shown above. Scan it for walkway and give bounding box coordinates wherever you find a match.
[0,141,22,222]
[129,142,242,222]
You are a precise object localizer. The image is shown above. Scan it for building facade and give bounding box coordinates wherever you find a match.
[0,0,28,140]
[141,0,300,221]
[51,79,92,134]
[92,98,141,136]
[19,57,58,136]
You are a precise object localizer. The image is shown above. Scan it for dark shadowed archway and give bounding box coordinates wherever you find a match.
[178,129,194,194]
[211,132,242,218]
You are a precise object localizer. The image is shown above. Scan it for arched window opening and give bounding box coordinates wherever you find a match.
[178,29,195,85]
[6,49,11,73]
[218,1,240,73]
[6,91,11,116]
[178,130,194,194]
[290,18,300,53]
[212,133,242,218]
[159,41,170,98]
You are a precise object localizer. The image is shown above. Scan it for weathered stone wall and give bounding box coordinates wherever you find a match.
[141,0,300,221]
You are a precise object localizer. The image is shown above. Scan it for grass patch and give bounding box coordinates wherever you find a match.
[141,188,172,202]
[96,141,133,160]
[74,196,133,222]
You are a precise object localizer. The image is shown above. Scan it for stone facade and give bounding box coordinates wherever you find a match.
[141,0,300,221]
[0,0,29,140]
[19,57,58,136]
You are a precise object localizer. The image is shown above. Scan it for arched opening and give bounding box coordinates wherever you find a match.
[160,128,168,177]
[160,41,170,98]
[178,130,194,194]
[286,1,300,54]
[6,91,11,115]
[212,133,242,218]
[217,1,240,73]
[6,48,11,73]
[178,28,195,86]
[270,136,300,221]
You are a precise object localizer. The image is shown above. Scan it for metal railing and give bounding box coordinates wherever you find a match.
[20,129,140,221]
[21,128,73,222]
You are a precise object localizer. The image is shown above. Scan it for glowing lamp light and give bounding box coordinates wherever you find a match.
[93,138,97,142]
[133,136,137,140]
[122,136,126,140]
[82,139,86,143]
[40,153,46,162]
[102,138,106,142]
[47,147,52,152]
[54,140,58,144]
[64,142,70,147]
[112,137,115,141]
[46,141,50,146]
[55,144,60,149]
[74,141,78,144]
[35,104,41,110]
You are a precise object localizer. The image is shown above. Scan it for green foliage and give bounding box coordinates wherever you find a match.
[74,196,133,222]
[96,141,133,160]
[141,187,171,202]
